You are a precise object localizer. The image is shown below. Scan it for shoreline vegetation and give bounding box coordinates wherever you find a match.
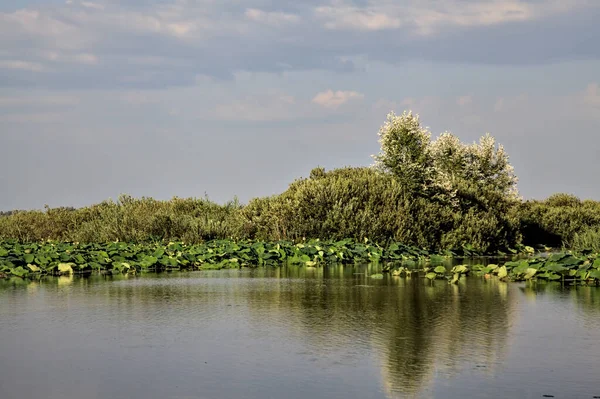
[2,111,600,282]
[1,240,600,286]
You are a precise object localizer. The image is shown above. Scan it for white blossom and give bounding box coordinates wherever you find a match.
[373,110,520,203]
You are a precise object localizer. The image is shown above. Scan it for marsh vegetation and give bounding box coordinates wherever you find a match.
[2,111,600,280]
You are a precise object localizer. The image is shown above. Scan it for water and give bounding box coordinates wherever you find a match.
[1,265,599,399]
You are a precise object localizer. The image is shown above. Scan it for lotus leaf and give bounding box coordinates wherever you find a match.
[524,268,538,280]
[58,263,74,275]
[10,266,29,277]
[497,266,508,279]
[434,266,447,274]
[425,272,437,280]
[451,265,469,274]
[26,264,40,272]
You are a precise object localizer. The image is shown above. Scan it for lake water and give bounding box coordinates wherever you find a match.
[1,265,599,399]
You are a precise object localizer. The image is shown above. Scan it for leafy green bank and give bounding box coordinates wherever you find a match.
[2,111,600,269]
[3,240,600,287]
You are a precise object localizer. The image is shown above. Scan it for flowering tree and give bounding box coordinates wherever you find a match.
[372,111,433,198]
[373,111,519,205]
[373,110,521,251]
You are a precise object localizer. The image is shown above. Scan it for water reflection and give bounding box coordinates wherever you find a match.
[241,265,515,397]
[0,266,599,399]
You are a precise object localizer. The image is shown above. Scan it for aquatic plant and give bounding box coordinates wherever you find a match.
[0,239,431,279]
[390,253,600,286]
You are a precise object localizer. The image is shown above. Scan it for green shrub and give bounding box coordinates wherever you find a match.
[518,195,600,247]
[241,166,520,252]
[0,195,245,243]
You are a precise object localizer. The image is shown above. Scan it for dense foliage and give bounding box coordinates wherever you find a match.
[419,253,600,286]
[1,110,600,254]
[0,196,246,243]
[242,166,520,253]
[3,240,600,287]
[0,239,430,278]
[518,193,600,251]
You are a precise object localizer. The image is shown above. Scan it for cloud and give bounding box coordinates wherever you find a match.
[80,1,105,10]
[245,8,301,26]
[315,6,401,31]
[0,60,44,72]
[0,0,599,91]
[456,95,473,107]
[314,0,586,35]
[582,82,600,108]
[0,94,79,107]
[41,51,99,65]
[312,90,364,108]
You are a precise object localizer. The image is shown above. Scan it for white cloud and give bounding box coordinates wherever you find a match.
[456,95,473,107]
[0,0,598,91]
[0,60,44,72]
[312,90,364,108]
[245,8,300,26]
[41,51,99,65]
[315,6,401,31]
[72,53,98,65]
[582,82,600,107]
[315,0,590,35]
[0,95,79,107]
[80,1,105,10]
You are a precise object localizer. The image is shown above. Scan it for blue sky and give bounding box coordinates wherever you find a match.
[1,0,599,210]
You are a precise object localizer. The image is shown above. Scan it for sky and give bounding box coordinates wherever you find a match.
[1,0,599,210]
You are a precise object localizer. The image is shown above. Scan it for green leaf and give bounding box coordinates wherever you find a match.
[153,248,165,258]
[524,246,535,254]
[89,262,102,270]
[369,273,384,279]
[24,254,35,264]
[544,263,568,273]
[524,268,537,280]
[10,266,29,277]
[429,255,445,265]
[588,269,600,280]
[425,272,437,280]
[434,266,447,274]
[497,266,508,279]
[26,264,40,272]
[57,263,74,275]
[451,265,469,274]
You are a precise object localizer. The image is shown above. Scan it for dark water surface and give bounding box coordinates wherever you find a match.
[1,265,599,399]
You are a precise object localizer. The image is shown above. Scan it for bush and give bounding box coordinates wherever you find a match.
[241,166,520,252]
[518,195,600,247]
[1,110,597,253]
[0,195,245,243]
